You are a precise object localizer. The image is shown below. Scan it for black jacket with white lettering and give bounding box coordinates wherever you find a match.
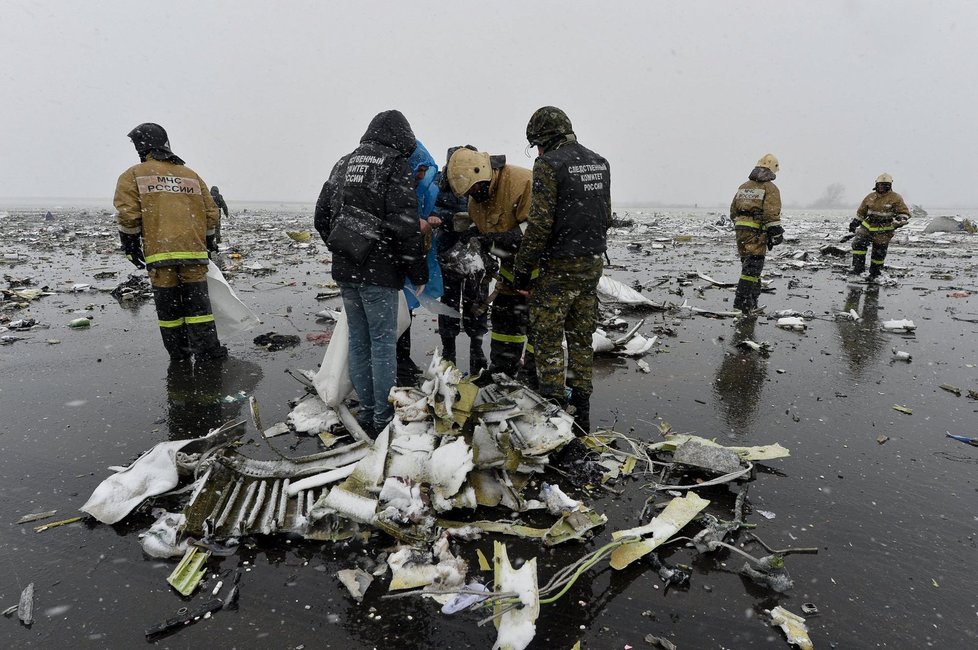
[523,142,611,269]
[315,110,428,289]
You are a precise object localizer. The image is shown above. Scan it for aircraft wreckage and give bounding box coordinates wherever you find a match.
[80,348,813,649]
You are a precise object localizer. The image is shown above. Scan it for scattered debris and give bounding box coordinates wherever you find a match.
[766,606,813,650]
[891,348,912,362]
[253,331,301,351]
[17,582,34,626]
[892,405,913,415]
[167,547,211,596]
[939,384,962,396]
[876,434,890,445]
[33,516,82,533]
[880,319,916,333]
[945,433,978,447]
[16,510,58,524]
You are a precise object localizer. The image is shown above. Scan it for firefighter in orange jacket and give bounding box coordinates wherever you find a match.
[730,154,783,315]
[114,123,226,361]
[848,173,911,279]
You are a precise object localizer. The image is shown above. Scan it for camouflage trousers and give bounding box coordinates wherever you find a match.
[528,256,603,400]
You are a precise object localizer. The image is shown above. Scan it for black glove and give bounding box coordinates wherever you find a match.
[120,232,146,269]
[848,218,860,233]
[766,225,784,250]
[206,234,218,257]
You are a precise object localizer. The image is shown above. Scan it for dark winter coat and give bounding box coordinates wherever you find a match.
[314,110,428,289]
[514,141,611,276]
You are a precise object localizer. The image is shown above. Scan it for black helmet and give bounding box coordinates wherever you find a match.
[526,106,574,148]
[127,123,183,163]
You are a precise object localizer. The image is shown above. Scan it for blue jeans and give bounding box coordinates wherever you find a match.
[339,282,398,430]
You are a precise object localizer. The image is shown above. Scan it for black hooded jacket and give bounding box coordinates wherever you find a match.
[315,110,428,289]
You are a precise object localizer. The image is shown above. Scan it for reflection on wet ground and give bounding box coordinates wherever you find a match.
[1,206,976,647]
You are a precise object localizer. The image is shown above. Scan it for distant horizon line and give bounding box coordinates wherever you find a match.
[1,196,976,212]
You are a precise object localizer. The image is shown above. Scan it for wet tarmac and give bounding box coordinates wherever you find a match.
[1,205,976,648]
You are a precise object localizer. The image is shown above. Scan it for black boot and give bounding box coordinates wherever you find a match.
[569,390,591,435]
[441,336,457,365]
[469,336,487,375]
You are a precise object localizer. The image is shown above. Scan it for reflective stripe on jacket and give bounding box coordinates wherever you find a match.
[730,180,781,231]
[856,190,910,232]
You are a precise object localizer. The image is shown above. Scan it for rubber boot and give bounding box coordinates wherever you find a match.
[441,336,457,366]
[850,254,865,275]
[469,336,487,375]
[182,281,225,359]
[569,390,591,435]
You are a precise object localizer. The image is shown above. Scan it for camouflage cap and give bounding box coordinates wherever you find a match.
[526,106,574,146]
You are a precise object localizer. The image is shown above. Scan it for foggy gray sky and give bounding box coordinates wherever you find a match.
[2,1,976,209]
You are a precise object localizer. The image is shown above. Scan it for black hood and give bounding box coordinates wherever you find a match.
[360,110,415,156]
[748,166,776,183]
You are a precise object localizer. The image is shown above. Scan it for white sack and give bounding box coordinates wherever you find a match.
[597,275,658,307]
[206,261,262,340]
[314,292,411,407]
[80,438,197,524]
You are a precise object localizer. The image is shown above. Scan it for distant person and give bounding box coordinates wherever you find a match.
[446,147,535,382]
[314,110,427,436]
[848,173,910,280]
[730,154,783,315]
[512,106,611,434]
[436,145,492,374]
[210,186,229,244]
[114,123,226,361]
[395,139,445,385]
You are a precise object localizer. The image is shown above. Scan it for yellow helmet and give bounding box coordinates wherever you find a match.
[447,149,492,196]
[875,173,893,184]
[756,154,780,172]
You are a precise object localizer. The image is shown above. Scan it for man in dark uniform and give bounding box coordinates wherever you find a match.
[512,106,611,434]
[114,123,226,361]
[210,186,229,245]
[314,110,428,435]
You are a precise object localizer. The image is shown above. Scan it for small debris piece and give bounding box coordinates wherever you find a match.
[611,493,710,570]
[644,634,678,649]
[253,331,301,351]
[672,440,742,475]
[17,582,34,625]
[891,349,912,362]
[67,318,91,329]
[892,405,913,415]
[876,434,890,445]
[801,602,819,616]
[756,510,776,520]
[767,606,813,650]
[939,384,962,397]
[476,548,491,572]
[945,433,978,447]
[493,541,540,650]
[262,422,290,438]
[144,598,224,639]
[16,510,57,524]
[167,547,211,596]
[337,568,373,603]
[33,516,82,532]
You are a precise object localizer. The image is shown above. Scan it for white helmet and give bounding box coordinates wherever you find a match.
[875,173,893,184]
[447,149,492,196]
[756,153,780,173]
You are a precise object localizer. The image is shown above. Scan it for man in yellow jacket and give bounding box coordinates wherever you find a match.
[114,123,226,361]
[730,154,783,315]
[446,149,536,382]
[848,173,911,279]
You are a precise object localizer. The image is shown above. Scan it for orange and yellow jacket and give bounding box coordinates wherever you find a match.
[114,157,219,268]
